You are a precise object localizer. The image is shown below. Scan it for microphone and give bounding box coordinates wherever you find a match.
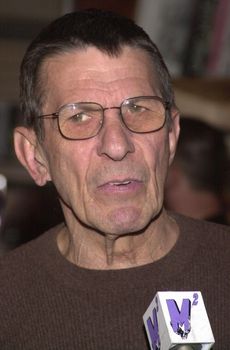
[143,291,215,350]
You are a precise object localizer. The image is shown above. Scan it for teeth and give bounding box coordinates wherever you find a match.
[112,181,131,186]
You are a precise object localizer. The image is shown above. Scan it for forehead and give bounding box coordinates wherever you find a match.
[40,46,160,106]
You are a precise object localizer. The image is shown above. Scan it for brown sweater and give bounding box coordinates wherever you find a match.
[0,213,229,349]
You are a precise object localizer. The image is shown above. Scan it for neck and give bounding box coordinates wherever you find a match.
[57,209,179,270]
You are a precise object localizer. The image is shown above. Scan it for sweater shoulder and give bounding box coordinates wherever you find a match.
[172,212,230,255]
[0,224,62,285]
[173,212,230,235]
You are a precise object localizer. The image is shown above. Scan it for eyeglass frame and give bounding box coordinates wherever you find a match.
[36,95,170,140]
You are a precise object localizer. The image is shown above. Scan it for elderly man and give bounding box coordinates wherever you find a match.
[0,9,229,349]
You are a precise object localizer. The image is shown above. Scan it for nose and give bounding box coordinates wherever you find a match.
[96,109,135,160]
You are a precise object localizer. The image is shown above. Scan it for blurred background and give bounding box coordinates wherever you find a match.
[0,0,229,253]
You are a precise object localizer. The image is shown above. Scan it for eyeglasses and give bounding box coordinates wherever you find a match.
[38,96,169,140]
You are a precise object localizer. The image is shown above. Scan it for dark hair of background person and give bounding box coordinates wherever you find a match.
[20,8,175,139]
[165,117,230,224]
[176,118,228,194]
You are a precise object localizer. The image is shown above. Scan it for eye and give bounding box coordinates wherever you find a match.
[69,112,92,123]
[128,103,147,113]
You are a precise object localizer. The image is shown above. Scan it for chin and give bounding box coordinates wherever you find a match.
[93,207,158,236]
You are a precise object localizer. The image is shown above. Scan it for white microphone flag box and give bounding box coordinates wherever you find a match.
[143,291,215,350]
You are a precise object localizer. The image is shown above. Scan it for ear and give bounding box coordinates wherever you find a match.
[168,108,180,166]
[14,126,51,186]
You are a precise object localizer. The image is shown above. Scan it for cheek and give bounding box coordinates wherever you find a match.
[143,133,170,198]
[44,140,92,206]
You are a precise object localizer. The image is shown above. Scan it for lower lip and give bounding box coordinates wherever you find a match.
[98,181,143,194]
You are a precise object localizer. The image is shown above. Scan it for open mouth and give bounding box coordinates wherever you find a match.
[110,180,132,186]
[98,179,142,193]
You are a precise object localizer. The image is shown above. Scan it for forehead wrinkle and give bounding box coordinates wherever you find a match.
[43,49,149,78]
[44,75,157,109]
[63,75,154,96]
[43,48,156,87]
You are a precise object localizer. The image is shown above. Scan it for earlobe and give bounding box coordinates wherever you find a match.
[14,126,51,186]
[168,108,180,166]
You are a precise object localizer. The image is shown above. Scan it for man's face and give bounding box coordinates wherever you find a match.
[37,46,179,236]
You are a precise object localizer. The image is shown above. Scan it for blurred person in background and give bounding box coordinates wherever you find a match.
[165,117,229,225]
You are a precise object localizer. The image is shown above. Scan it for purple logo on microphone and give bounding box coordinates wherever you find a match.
[166,298,191,338]
[146,297,160,350]
[146,308,160,350]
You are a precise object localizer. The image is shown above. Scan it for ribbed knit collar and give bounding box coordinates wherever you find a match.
[27,213,199,291]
